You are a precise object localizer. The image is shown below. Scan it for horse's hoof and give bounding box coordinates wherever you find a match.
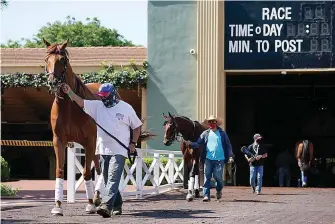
[51,206,63,216]
[186,194,194,202]
[194,189,200,198]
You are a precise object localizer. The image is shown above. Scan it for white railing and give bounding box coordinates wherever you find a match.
[66,143,184,202]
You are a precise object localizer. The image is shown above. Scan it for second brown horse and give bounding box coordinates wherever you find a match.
[163,112,207,201]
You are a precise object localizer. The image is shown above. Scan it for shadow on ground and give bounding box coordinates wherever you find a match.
[1,219,33,224]
[128,209,219,219]
[1,206,37,212]
[228,199,284,203]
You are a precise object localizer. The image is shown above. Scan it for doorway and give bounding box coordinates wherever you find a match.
[226,73,335,187]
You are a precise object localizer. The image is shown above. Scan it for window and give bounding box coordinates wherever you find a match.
[321,39,330,51]
[321,23,330,35]
[304,7,313,19]
[287,23,295,36]
[298,23,305,36]
[310,40,318,51]
[310,23,318,36]
[315,6,324,19]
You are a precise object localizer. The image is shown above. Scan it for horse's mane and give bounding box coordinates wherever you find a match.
[73,75,99,100]
[177,115,208,130]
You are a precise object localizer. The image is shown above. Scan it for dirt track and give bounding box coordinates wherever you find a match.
[1,187,335,224]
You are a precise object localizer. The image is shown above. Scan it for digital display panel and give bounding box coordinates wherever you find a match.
[224,1,334,70]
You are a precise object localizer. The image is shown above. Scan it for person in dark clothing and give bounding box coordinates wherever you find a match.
[276,149,295,187]
[296,139,314,187]
[244,134,268,195]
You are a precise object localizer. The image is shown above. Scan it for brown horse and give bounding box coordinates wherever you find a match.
[44,39,153,216]
[162,112,207,201]
[44,39,104,215]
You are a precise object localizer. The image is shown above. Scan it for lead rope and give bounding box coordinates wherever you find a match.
[67,89,137,164]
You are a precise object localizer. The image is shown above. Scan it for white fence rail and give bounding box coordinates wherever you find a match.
[67,143,184,202]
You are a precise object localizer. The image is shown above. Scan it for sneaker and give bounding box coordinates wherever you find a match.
[202,196,210,202]
[252,187,255,193]
[97,204,111,218]
[86,203,97,214]
[256,191,260,195]
[51,205,63,216]
[302,182,307,187]
[216,191,222,200]
[112,206,122,215]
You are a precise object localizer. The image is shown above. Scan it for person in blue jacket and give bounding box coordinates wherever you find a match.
[186,115,234,202]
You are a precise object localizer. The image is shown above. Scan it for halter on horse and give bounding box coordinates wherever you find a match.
[162,112,207,201]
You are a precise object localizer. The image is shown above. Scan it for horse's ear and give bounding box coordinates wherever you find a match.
[60,39,69,50]
[43,38,51,47]
[168,112,174,119]
[162,113,168,120]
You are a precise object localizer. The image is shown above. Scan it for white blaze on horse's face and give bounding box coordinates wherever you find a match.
[45,54,67,91]
[163,121,174,146]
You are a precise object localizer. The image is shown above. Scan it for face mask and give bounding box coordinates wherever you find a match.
[209,124,216,129]
[102,94,117,108]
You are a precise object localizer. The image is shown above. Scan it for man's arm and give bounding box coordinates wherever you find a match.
[189,133,206,149]
[62,84,84,108]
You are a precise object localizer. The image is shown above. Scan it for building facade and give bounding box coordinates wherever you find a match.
[146,1,335,187]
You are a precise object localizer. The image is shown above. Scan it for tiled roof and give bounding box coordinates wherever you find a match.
[0,46,147,67]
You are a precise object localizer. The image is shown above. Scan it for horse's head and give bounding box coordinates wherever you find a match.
[43,38,70,93]
[162,112,179,146]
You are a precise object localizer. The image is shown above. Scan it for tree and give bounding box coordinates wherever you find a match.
[1,0,8,10]
[0,39,21,48]
[1,16,135,48]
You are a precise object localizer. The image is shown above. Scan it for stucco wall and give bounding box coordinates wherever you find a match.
[146,1,197,150]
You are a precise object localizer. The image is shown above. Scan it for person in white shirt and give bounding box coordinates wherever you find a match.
[61,83,142,218]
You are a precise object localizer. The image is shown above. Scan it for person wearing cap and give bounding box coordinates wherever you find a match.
[61,83,142,218]
[245,134,268,195]
[186,115,234,202]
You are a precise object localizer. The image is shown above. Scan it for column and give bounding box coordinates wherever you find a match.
[196,0,225,128]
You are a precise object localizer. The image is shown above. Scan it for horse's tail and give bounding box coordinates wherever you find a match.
[138,116,156,142]
[139,130,157,142]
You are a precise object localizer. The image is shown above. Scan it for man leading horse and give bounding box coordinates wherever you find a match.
[186,115,234,202]
[61,83,142,218]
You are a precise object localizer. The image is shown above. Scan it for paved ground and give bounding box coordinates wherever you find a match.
[1,186,335,224]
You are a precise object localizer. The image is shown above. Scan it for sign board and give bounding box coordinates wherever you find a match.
[224,1,334,70]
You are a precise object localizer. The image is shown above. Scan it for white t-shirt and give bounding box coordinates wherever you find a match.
[83,100,142,157]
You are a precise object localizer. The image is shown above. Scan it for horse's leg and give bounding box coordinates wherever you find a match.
[82,140,98,214]
[51,137,66,216]
[186,158,196,202]
[194,158,200,198]
[93,155,104,207]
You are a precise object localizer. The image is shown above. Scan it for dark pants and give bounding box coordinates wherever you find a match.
[100,154,125,210]
[278,167,291,187]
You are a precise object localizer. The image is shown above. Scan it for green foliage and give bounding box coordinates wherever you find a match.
[0,62,148,89]
[0,184,18,196]
[125,157,183,186]
[0,0,8,10]
[0,156,10,181]
[1,16,135,48]
[0,39,21,48]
